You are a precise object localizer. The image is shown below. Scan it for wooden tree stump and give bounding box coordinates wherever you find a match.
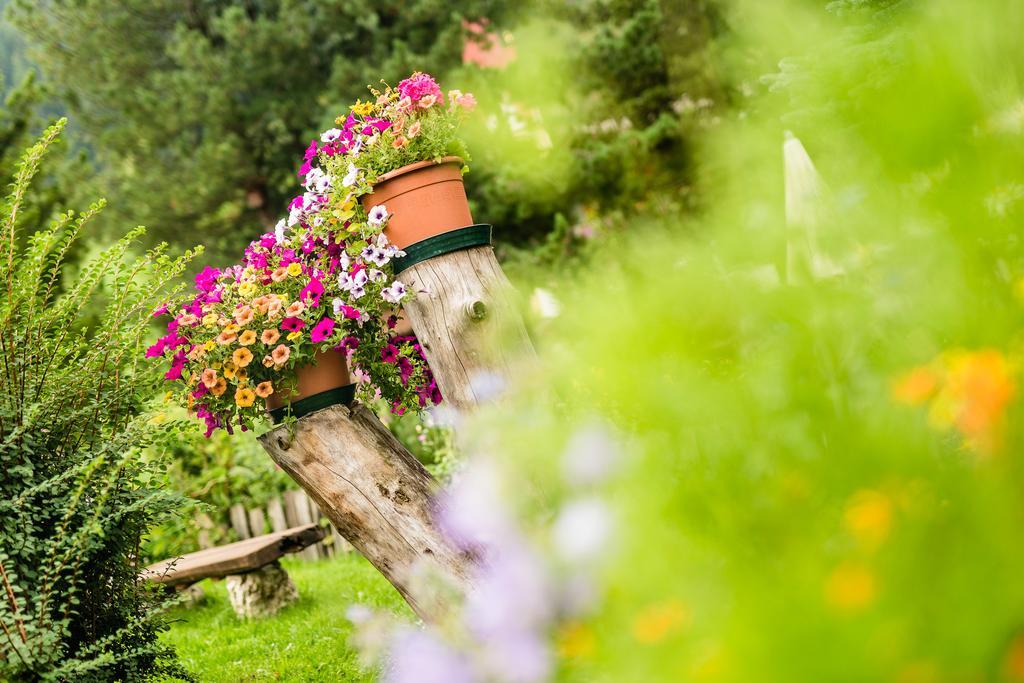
[258,403,474,622]
[256,243,535,622]
[400,246,536,409]
[225,561,298,618]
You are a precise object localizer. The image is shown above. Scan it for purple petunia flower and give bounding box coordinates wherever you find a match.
[381,344,400,364]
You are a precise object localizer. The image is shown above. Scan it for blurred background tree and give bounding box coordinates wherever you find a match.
[5,0,729,267]
[8,0,515,264]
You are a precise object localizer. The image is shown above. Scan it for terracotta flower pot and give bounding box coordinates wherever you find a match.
[265,349,352,413]
[362,156,474,249]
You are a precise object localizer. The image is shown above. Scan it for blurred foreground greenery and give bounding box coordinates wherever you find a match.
[446,0,1024,680]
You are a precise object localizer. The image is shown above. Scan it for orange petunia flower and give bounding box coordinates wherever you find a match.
[232,348,254,368]
[210,377,227,397]
[235,387,256,408]
[200,368,218,389]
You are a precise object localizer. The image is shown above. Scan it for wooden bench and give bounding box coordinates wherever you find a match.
[145,523,325,618]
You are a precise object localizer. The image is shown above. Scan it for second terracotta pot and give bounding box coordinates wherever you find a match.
[362,156,474,249]
[265,349,351,412]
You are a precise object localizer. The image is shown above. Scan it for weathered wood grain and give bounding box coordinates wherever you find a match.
[258,403,473,622]
[400,246,536,409]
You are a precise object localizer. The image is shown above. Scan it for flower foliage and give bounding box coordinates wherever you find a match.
[149,73,472,435]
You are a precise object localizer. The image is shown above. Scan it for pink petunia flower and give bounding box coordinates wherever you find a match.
[397,72,444,105]
[281,317,306,333]
[310,317,336,343]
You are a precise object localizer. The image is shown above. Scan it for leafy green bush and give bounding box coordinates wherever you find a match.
[0,121,197,681]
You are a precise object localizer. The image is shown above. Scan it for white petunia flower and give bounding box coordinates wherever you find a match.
[380,281,408,304]
[342,163,359,188]
[320,128,342,143]
[274,219,286,244]
[368,204,389,227]
[361,246,390,267]
[304,166,332,194]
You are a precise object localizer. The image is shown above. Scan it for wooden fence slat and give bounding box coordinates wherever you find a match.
[196,512,216,549]
[283,490,319,560]
[306,495,330,557]
[248,507,266,537]
[267,497,287,533]
[229,503,251,540]
[282,490,305,527]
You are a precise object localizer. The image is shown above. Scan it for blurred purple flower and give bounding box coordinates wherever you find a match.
[562,422,619,487]
[384,628,476,683]
[468,370,506,402]
[437,459,516,552]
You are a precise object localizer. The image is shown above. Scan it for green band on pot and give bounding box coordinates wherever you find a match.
[391,224,493,274]
[268,383,356,424]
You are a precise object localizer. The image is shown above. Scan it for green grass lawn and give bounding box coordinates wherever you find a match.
[162,553,411,682]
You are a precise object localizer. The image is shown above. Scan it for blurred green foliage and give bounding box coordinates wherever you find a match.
[449,0,1024,680]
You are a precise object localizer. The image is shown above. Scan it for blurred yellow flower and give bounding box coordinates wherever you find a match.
[238,282,257,297]
[556,621,596,659]
[892,366,939,405]
[287,331,302,342]
[631,600,688,645]
[238,330,257,346]
[943,349,1016,453]
[824,561,876,614]
[287,262,302,277]
[1002,632,1024,682]
[895,348,1016,454]
[843,489,892,550]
